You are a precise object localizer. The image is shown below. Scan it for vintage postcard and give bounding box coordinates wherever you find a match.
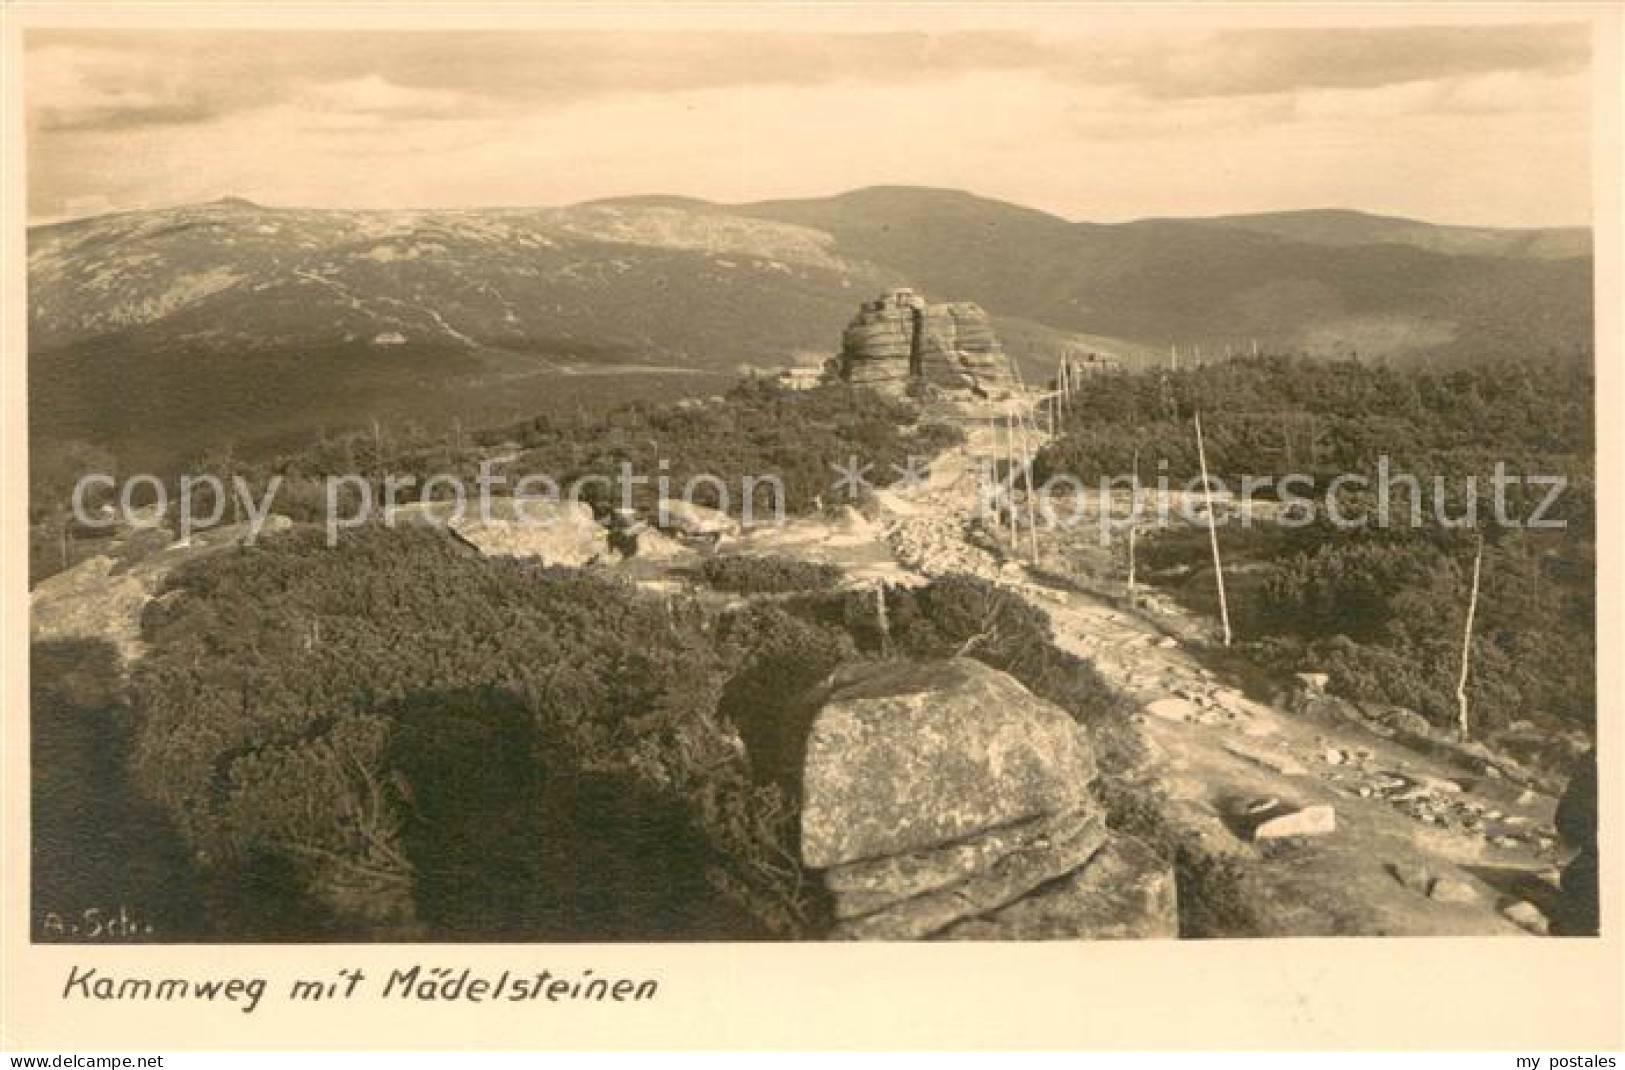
[2,1,1621,1052]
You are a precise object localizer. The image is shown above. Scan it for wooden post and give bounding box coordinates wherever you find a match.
[1016,405,1042,565]
[1127,446,1140,602]
[1193,412,1232,647]
[1003,410,1019,544]
[875,579,891,654]
[1456,536,1484,741]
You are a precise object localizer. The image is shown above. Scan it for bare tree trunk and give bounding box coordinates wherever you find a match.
[1193,412,1232,647]
[1456,536,1484,741]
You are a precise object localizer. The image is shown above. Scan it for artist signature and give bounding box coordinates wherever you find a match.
[38,905,156,941]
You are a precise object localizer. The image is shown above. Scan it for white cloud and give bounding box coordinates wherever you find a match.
[24,26,1593,226]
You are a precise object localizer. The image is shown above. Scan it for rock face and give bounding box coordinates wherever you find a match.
[839,289,1013,396]
[795,657,1175,940]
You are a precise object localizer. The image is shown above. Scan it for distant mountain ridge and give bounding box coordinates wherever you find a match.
[28,187,1592,469]
[1165,208,1590,260]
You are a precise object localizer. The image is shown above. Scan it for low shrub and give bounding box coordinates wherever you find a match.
[698,554,843,595]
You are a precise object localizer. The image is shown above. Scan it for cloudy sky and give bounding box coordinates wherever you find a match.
[25,20,1593,226]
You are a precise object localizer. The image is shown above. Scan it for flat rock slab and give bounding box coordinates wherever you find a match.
[826,809,1097,920]
[1142,697,1200,723]
[800,658,1096,869]
[828,810,1107,940]
[936,834,1177,941]
[1427,877,1483,905]
[1501,900,1550,934]
[1252,804,1337,842]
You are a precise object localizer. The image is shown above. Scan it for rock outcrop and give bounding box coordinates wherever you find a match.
[388,498,610,566]
[839,289,1013,397]
[654,499,740,542]
[794,657,1176,940]
[32,516,294,664]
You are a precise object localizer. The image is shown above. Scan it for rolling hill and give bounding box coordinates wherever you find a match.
[1171,208,1591,260]
[28,188,1592,471]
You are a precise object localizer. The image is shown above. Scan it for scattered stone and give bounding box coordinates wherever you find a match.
[1323,746,1346,766]
[1142,697,1200,723]
[1252,804,1337,842]
[1501,900,1550,935]
[1155,636,1178,648]
[1389,862,1434,894]
[1428,878,1481,905]
[1295,671,1330,693]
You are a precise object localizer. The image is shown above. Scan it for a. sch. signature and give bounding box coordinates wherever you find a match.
[37,905,156,941]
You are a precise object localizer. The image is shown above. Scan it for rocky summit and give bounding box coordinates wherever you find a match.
[796,657,1175,940]
[839,289,1014,397]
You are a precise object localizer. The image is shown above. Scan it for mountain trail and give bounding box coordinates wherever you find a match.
[853,395,1564,937]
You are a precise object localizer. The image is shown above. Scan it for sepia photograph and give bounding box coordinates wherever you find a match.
[4,0,1622,1054]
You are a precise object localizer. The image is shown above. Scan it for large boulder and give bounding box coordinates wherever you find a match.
[389,497,609,567]
[655,498,740,540]
[799,658,1097,869]
[793,656,1174,940]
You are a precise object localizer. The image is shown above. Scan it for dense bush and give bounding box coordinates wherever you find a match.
[1040,355,1594,739]
[123,530,1128,940]
[698,554,843,595]
[1225,529,1594,733]
[31,640,204,940]
[130,527,801,938]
